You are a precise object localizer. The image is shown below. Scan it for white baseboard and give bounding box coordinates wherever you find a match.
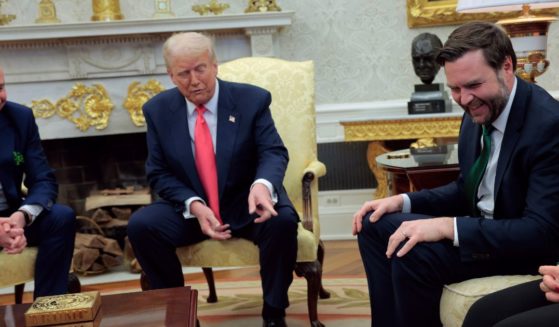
[318,189,374,240]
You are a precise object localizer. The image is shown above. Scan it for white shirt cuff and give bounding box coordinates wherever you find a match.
[453,217,459,246]
[19,204,43,225]
[183,197,205,219]
[252,179,277,204]
[401,194,411,213]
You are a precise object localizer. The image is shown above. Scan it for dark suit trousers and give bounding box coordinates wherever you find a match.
[128,201,298,310]
[20,204,76,298]
[463,279,559,327]
[357,212,542,327]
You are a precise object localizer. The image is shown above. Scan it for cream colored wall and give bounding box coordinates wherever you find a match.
[4,0,558,105]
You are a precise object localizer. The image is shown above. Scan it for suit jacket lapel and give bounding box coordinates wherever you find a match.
[494,78,527,197]
[167,89,205,195]
[215,80,239,197]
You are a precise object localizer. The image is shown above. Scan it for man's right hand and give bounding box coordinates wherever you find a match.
[0,217,26,253]
[190,201,231,240]
[352,195,404,235]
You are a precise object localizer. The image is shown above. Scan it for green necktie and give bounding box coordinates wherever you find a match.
[464,125,492,216]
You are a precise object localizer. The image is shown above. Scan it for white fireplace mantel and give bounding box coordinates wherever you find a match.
[0,12,294,43]
[0,12,294,140]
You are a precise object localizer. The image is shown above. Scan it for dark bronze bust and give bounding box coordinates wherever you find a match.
[412,33,443,85]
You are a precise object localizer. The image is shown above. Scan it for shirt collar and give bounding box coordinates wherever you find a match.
[491,77,517,133]
[186,79,220,116]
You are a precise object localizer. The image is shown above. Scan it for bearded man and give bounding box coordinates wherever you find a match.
[352,22,559,327]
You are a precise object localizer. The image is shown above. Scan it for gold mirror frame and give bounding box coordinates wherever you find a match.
[407,0,558,28]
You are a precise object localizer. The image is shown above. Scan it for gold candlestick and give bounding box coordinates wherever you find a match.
[36,0,60,24]
[153,0,175,18]
[245,0,281,13]
[0,0,16,25]
[91,0,124,21]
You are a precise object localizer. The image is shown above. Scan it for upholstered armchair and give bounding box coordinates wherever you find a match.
[0,247,81,303]
[139,57,329,326]
[440,275,540,326]
[0,248,37,303]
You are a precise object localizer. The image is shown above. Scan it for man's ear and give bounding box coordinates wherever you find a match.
[502,56,514,73]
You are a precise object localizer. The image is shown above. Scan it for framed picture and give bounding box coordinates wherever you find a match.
[406,0,558,28]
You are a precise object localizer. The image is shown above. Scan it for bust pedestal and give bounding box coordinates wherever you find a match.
[408,83,451,115]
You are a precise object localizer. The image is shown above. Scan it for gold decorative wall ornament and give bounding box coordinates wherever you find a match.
[30,83,114,132]
[406,0,558,28]
[192,0,230,16]
[0,0,16,25]
[91,0,124,21]
[123,80,165,127]
[245,0,281,13]
[36,0,60,24]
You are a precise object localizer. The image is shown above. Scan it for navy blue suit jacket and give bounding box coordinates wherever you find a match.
[0,101,57,212]
[143,79,293,229]
[408,78,559,263]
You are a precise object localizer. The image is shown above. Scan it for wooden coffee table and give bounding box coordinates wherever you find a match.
[0,286,198,326]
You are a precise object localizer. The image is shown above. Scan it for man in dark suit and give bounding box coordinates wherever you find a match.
[127,32,298,327]
[353,22,559,327]
[0,67,75,298]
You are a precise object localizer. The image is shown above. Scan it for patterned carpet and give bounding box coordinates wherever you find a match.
[194,277,371,326]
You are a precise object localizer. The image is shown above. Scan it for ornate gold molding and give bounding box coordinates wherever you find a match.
[123,80,165,127]
[342,116,462,141]
[407,0,559,28]
[31,83,114,131]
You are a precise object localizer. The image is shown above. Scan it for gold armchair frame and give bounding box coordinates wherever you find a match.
[406,0,558,28]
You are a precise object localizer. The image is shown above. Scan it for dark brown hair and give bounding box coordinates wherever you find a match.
[436,21,516,71]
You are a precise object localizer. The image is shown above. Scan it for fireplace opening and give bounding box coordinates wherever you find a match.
[42,132,149,216]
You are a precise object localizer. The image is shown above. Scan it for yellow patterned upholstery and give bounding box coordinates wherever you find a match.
[440,275,540,326]
[176,57,325,266]
[0,247,37,288]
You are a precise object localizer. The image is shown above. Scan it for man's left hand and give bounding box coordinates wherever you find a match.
[248,183,277,223]
[386,217,454,258]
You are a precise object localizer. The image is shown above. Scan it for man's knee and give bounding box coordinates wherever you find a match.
[49,204,76,232]
[269,208,298,235]
[127,207,152,241]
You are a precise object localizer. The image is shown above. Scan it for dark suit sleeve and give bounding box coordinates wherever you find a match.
[251,91,289,194]
[21,109,57,210]
[143,105,198,206]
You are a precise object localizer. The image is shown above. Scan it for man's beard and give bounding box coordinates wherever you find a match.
[468,74,510,125]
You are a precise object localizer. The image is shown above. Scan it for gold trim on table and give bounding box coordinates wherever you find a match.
[342,116,462,141]
[342,114,462,199]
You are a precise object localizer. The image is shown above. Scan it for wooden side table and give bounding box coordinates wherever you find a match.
[341,113,462,198]
[375,144,460,194]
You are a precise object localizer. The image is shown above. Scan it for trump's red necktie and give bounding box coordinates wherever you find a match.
[194,105,222,224]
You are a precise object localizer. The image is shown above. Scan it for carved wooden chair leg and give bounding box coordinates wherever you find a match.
[295,261,324,327]
[68,272,82,294]
[140,271,151,291]
[14,283,24,304]
[202,267,218,303]
[317,240,330,299]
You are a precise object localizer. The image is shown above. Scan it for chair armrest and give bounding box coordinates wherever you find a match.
[301,160,326,232]
[303,160,326,179]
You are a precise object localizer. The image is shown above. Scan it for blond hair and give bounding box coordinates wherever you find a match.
[163,32,217,68]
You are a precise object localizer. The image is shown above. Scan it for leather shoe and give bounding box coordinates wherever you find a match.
[262,317,287,327]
